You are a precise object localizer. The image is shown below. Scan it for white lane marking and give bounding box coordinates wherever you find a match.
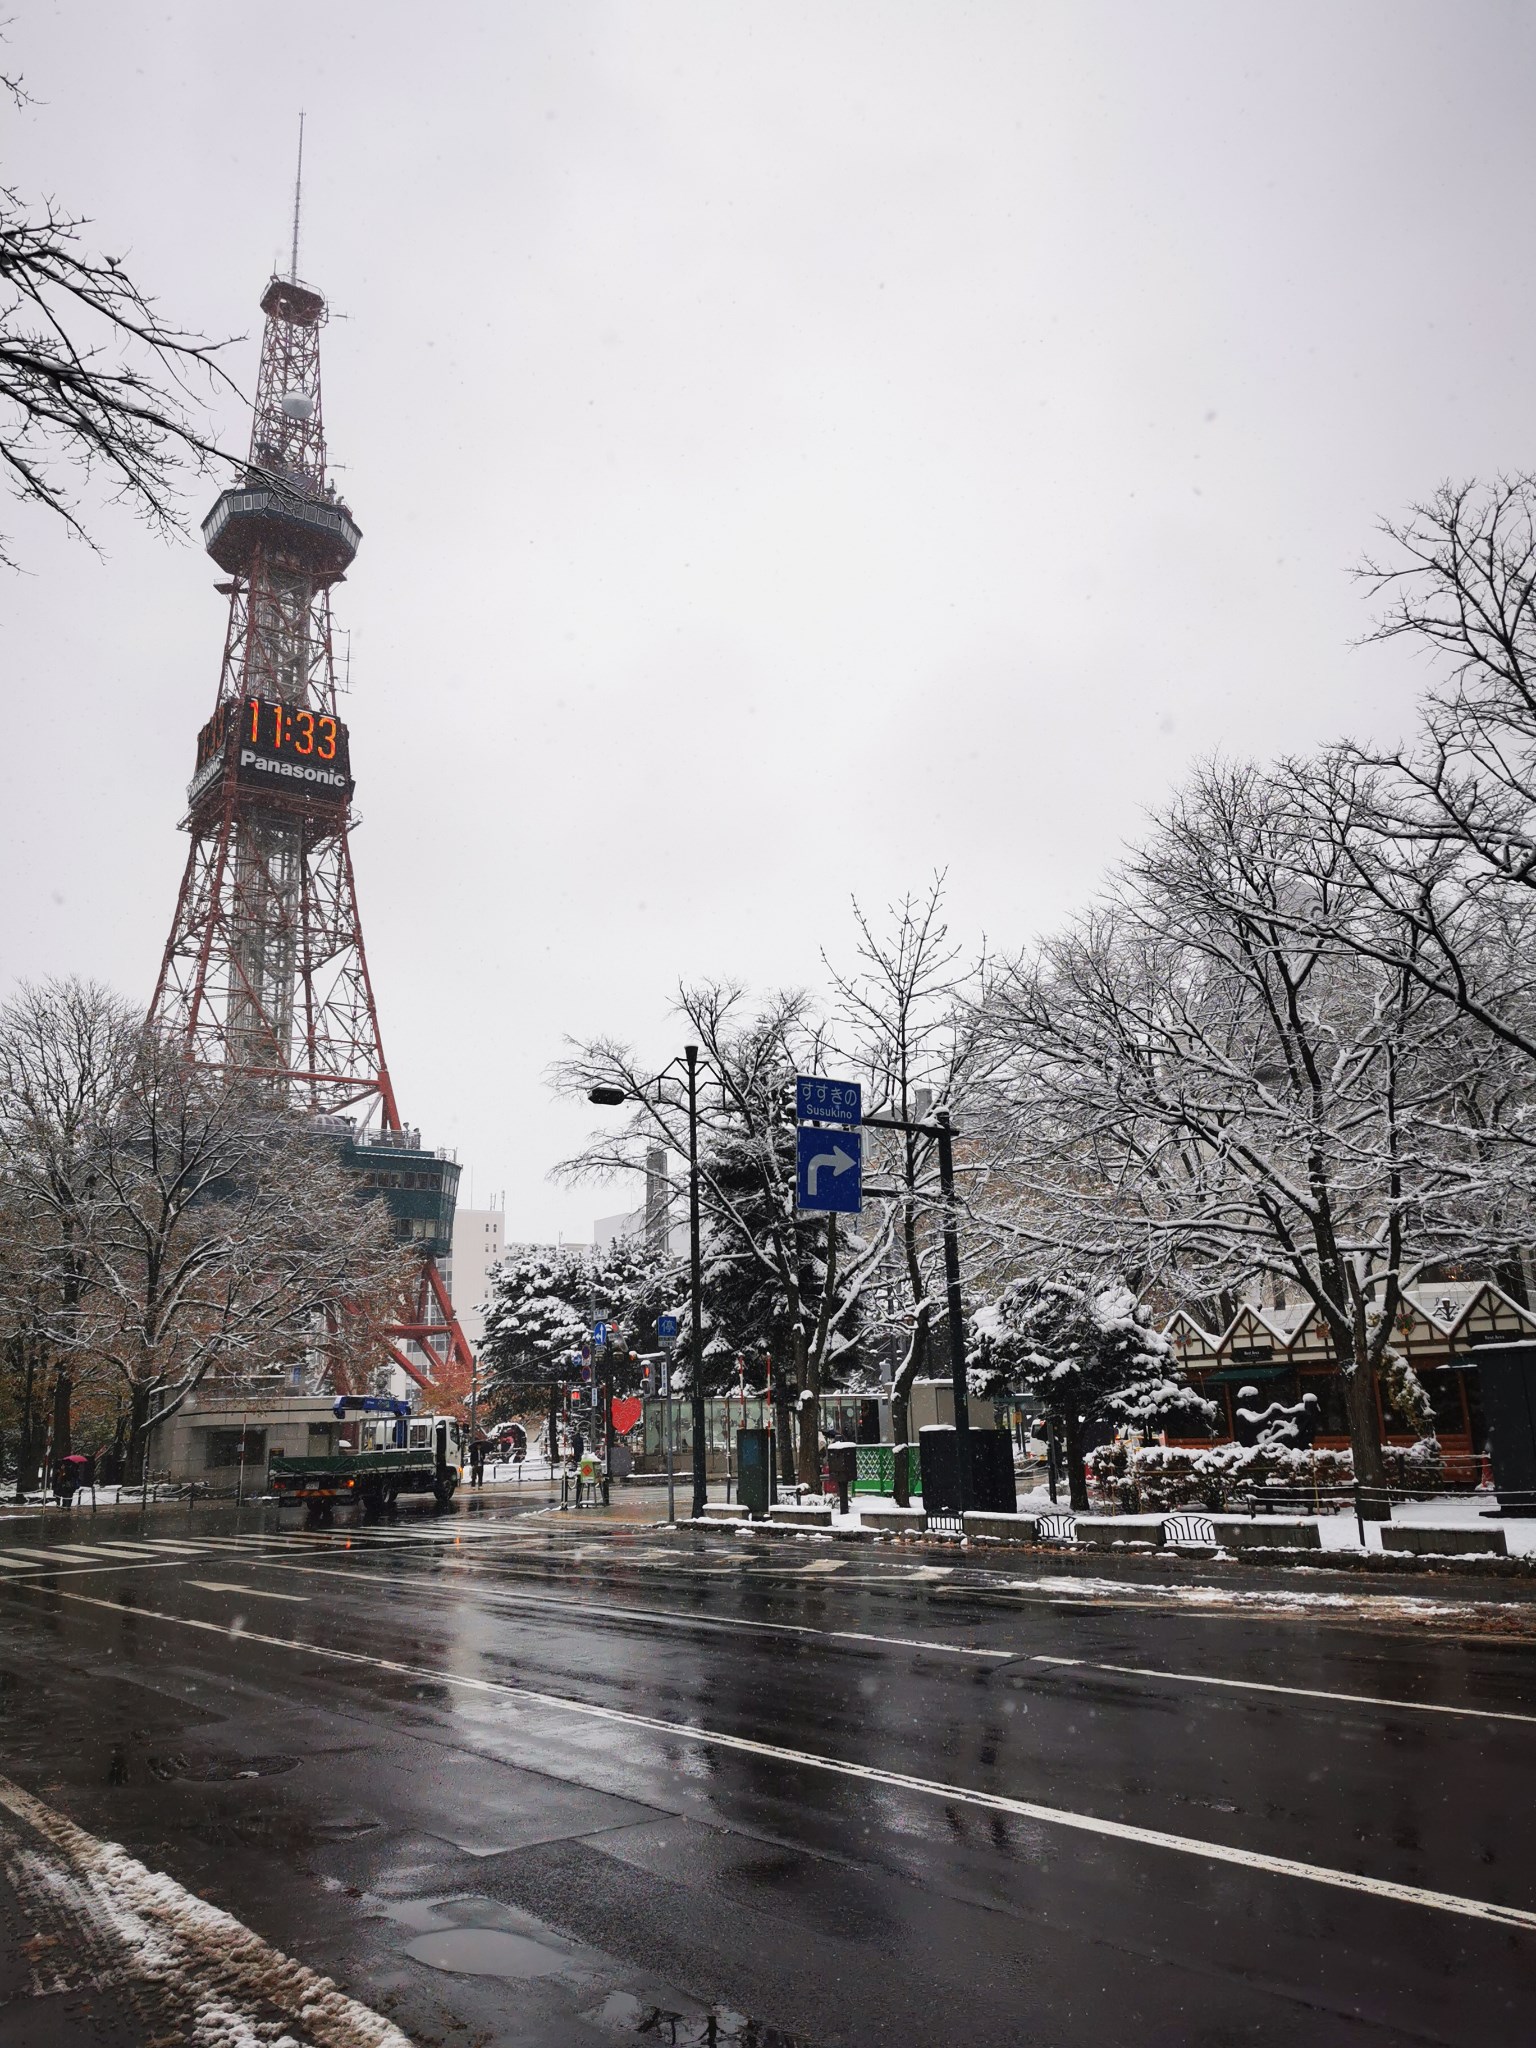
[1034,1656,1536,1728]
[0,1767,411,2046]
[45,1586,1536,1935]
[187,1580,309,1602]
[244,1559,1016,1660]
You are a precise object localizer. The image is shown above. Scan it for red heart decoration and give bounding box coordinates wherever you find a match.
[611,1397,643,1436]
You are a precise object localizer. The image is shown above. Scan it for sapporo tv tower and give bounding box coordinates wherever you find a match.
[150,143,474,1404]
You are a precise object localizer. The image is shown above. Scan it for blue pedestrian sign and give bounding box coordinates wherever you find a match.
[593,1321,609,1346]
[796,1124,862,1214]
[658,1314,679,1344]
[796,1075,861,1127]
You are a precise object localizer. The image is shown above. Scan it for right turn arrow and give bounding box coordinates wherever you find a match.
[806,1145,856,1197]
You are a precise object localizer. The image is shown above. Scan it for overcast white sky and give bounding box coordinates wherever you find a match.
[4,1,1534,1242]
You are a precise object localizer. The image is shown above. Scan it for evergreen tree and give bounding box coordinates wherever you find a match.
[973,1273,1211,1509]
[480,1237,673,1422]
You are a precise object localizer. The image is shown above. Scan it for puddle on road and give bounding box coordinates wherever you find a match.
[148,1750,302,1782]
[391,1893,582,1984]
[584,1988,816,2045]
[391,1894,817,2044]
[404,1923,568,1978]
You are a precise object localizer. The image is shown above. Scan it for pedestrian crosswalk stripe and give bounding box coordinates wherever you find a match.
[22,1545,121,1561]
[0,1547,100,1564]
[53,1544,174,1560]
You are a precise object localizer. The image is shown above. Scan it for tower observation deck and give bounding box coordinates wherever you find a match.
[149,246,473,1406]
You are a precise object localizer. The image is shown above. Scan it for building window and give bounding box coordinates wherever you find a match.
[205,1427,267,1470]
[1422,1371,1469,1437]
[307,1423,334,1452]
[1302,1374,1350,1437]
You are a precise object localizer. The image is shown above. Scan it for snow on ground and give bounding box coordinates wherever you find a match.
[0,1768,409,2047]
[1314,1495,1536,1554]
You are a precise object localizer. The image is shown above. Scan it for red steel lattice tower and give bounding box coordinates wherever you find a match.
[150,232,474,1405]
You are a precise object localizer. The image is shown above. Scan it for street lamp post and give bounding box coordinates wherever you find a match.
[589,1042,711,1519]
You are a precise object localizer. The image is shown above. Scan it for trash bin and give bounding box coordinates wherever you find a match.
[970,1429,1018,1514]
[918,1424,1017,1516]
[1477,1342,1536,1515]
[736,1428,777,1519]
[826,1442,858,1514]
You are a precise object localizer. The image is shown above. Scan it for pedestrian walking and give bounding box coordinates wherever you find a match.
[469,1438,486,1488]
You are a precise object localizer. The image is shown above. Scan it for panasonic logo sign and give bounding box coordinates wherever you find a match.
[239,748,349,790]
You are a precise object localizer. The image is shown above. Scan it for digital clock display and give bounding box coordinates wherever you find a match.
[189,696,354,808]
[238,696,351,783]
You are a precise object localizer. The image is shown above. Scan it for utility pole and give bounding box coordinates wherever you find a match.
[935,1111,970,1514]
[686,1043,707,1518]
[861,1106,974,1514]
[588,1048,711,1516]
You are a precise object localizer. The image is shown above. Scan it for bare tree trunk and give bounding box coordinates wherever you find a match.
[891,1182,931,1507]
[12,1337,42,1499]
[127,1382,153,1486]
[889,1306,930,1507]
[773,1348,795,1485]
[793,1315,816,1487]
[1344,1356,1389,1511]
[891,1383,911,1507]
[796,1218,839,1489]
[51,1367,71,1475]
[1063,1407,1089,1511]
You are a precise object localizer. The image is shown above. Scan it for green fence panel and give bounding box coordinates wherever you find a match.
[854,1444,921,1496]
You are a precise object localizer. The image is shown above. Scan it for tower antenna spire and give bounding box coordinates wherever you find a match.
[290,111,305,282]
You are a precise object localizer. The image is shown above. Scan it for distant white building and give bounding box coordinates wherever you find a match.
[450,1198,506,1353]
[594,1147,684,1254]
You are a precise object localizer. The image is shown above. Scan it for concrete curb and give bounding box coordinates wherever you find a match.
[669,1514,1536,1584]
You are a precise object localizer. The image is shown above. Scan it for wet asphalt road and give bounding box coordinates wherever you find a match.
[0,1494,1533,2047]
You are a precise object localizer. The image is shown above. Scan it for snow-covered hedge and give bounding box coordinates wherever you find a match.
[1087,1437,1457,1509]
[1087,1441,1352,1511]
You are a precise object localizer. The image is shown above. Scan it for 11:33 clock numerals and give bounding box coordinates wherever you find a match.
[246,696,338,761]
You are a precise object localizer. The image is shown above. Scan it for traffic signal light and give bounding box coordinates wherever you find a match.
[640,1363,655,1396]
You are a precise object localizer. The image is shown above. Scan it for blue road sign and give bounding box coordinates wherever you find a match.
[796,1075,862,1127]
[796,1124,862,1214]
[593,1321,609,1346]
[658,1313,679,1343]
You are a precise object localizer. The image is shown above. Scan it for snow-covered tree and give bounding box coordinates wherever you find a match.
[81,1031,404,1476]
[1279,480,1536,1101]
[826,877,993,1502]
[0,50,234,565]
[479,1245,589,1407]
[555,984,890,1485]
[480,1235,672,1428]
[982,758,1529,1505]
[0,978,140,1484]
[972,1273,1208,1509]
